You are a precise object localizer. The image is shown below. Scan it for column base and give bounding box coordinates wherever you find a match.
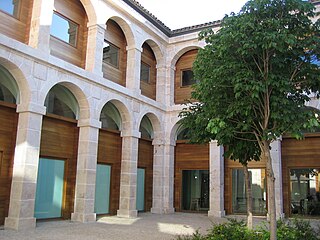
[117,209,138,218]
[4,217,36,230]
[208,210,225,218]
[71,212,96,223]
[151,207,175,214]
[276,212,285,220]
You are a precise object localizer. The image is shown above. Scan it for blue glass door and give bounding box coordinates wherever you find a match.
[95,164,111,214]
[136,168,145,211]
[34,158,65,219]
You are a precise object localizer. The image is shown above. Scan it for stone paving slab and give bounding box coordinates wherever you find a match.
[0,213,319,240]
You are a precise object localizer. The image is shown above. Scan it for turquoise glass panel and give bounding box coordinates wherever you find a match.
[95,164,111,214]
[34,158,65,219]
[136,168,145,211]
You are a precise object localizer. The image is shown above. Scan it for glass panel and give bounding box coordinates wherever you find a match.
[0,65,19,104]
[0,0,19,17]
[181,70,196,86]
[136,168,145,211]
[95,164,111,214]
[232,169,266,215]
[290,168,320,216]
[103,41,119,68]
[182,170,209,211]
[34,158,65,219]
[50,12,78,47]
[100,102,121,130]
[140,62,150,83]
[139,116,153,139]
[0,83,15,103]
[45,85,78,119]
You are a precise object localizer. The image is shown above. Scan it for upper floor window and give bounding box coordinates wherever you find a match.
[103,41,119,68]
[140,62,150,83]
[0,0,19,17]
[50,12,78,47]
[181,69,197,87]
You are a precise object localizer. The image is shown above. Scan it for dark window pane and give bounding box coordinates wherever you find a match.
[103,41,119,68]
[140,62,150,83]
[0,0,19,17]
[181,70,196,86]
[50,12,78,47]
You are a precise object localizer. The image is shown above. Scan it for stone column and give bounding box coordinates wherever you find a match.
[85,24,106,76]
[117,131,140,218]
[166,66,175,106]
[270,139,284,219]
[28,0,54,52]
[208,140,225,217]
[5,103,46,230]
[125,46,142,94]
[151,139,175,214]
[155,64,166,105]
[71,119,101,223]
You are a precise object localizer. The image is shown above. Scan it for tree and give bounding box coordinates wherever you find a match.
[180,0,320,239]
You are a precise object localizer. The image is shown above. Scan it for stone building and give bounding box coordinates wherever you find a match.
[0,0,319,231]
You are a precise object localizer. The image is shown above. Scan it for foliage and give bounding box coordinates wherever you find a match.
[180,0,320,238]
[176,219,320,240]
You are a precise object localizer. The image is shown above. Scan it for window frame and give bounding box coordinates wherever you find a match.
[180,68,197,87]
[102,41,120,69]
[50,11,79,48]
[0,0,20,19]
[140,61,151,84]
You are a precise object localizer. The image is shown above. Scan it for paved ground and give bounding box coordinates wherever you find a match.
[0,213,319,240]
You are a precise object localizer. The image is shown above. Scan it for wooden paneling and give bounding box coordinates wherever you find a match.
[282,136,320,216]
[224,155,266,215]
[40,115,79,219]
[103,19,127,86]
[0,103,18,225]
[50,0,88,68]
[0,1,33,43]
[174,49,198,104]
[140,43,156,100]
[138,138,153,211]
[97,129,122,215]
[174,142,209,211]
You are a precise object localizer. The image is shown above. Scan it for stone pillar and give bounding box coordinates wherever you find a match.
[28,0,54,52]
[208,140,225,217]
[5,103,46,230]
[155,65,166,105]
[85,24,106,76]
[71,119,101,223]
[117,131,140,218]
[151,139,175,214]
[166,66,175,106]
[270,139,284,219]
[125,46,142,94]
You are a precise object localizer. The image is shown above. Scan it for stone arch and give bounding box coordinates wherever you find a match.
[138,111,162,140]
[169,118,184,145]
[98,98,132,133]
[0,58,30,105]
[79,0,97,25]
[41,81,90,120]
[108,16,136,49]
[170,46,201,68]
[141,39,163,65]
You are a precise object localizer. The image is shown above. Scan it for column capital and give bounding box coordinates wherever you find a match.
[77,118,101,129]
[87,23,106,31]
[121,130,141,139]
[126,46,143,52]
[17,102,46,115]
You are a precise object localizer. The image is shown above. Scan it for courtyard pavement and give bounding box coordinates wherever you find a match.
[0,213,319,240]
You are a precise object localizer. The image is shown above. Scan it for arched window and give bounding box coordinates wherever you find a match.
[176,125,189,140]
[139,116,153,139]
[44,85,78,119]
[100,102,122,131]
[0,65,19,104]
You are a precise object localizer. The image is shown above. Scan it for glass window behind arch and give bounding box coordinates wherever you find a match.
[0,0,19,17]
[103,41,119,68]
[50,12,78,47]
[181,69,196,87]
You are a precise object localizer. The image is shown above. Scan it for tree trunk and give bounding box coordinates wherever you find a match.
[261,140,277,240]
[243,165,253,230]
